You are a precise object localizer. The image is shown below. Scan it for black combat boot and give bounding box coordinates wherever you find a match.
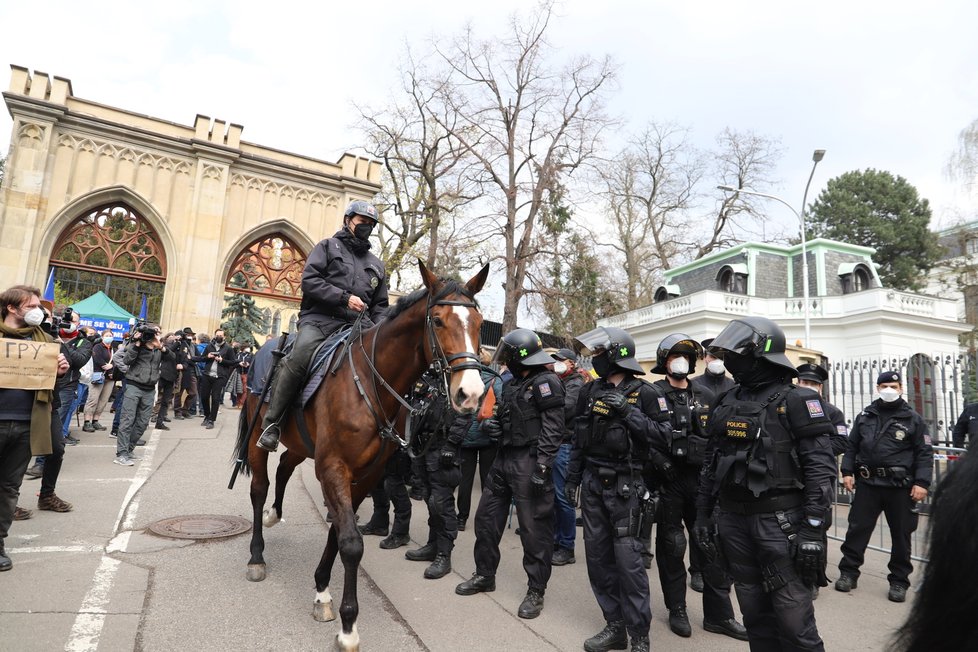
[690,570,704,592]
[405,543,437,562]
[630,635,650,652]
[358,520,389,537]
[835,574,858,592]
[455,573,495,595]
[583,619,627,652]
[423,553,451,579]
[378,533,410,549]
[669,605,692,637]
[517,588,545,619]
[704,617,749,640]
[0,544,11,572]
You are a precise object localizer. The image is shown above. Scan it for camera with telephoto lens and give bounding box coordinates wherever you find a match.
[129,318,157,342]
[57,306,75,329]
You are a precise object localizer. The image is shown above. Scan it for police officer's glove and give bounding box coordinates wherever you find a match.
[564,482,579,507]
[482,417,503,443]
[693,514,717,562]
[655,457,677,484]
[439,445,457,469]
[530,464,552,497]
[601,392,630,416]
[793,524,829,588]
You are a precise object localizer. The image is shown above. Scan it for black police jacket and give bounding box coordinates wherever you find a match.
[650,379,715,467]
[841,398,932,489]
[697,381,837,519]
[299,230,389,331]
[691,372,736,396]
[567,376,669,483]
[558,371,587,445]
[824,400,849,456]
[951,402,978,449]
[496,368,565,468]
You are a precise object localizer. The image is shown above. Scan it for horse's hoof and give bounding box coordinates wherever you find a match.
[335,624,360,651]
[262,507,282,527]
[246,564,267,582]
[313,600,335,622]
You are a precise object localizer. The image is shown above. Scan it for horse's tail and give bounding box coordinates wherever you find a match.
[231,393,255,477]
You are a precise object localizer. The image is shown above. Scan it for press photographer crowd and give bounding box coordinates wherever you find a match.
[0,284,254,571]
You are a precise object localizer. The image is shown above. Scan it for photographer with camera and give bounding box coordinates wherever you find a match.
[171,327,198,419]
[151,332,187,430]
[113,323,168,466]
[0,285,70,571]
[192,328,237,429]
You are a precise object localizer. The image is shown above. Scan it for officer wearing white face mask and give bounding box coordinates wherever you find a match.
[836,370,932,604]
[647,333,746,641]
[691,338,736,396]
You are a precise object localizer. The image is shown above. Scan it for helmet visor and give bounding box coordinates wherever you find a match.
[707,320,767,357]
[490,338,514,366]
[573,327,611,356]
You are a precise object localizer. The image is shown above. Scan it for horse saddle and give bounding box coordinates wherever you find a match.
[249,328,351,408]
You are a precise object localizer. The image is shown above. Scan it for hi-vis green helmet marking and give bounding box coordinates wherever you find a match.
[620,347,629,357]
[520,348,528,357]
[764,339,772,352]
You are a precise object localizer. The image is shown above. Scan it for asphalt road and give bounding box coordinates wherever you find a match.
[1,410,916,651]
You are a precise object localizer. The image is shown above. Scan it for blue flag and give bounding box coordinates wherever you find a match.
[43,268,55,302]
[139,294,148,320]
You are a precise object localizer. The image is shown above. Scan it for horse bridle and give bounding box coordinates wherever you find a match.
[349,286,481,448]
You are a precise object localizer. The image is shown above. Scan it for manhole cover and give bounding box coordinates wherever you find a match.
[147,514,252,540]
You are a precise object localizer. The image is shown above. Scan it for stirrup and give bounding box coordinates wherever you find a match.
[257,424,281,452]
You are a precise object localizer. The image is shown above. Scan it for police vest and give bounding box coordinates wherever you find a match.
[498,371,553,447]
[711,384,804,497]
[578,378,644,461]
[654,381,711,466]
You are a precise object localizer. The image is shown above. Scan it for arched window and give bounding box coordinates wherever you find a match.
[839,262,875,294]
[271,310,282,335]
[50,203,166,319]
[288,313,298,334]
[716,264,747,294]
[226,234,306,300]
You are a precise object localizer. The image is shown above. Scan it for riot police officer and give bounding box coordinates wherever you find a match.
[836,370,932,603]
[648,334,746,641]
[565,326,655,652]
[455,328,564,620]
[404,369,464,580]
[258,200,388,451]
[695,316,837,651]
[691,337,736,396]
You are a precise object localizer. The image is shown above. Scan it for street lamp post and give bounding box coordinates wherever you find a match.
[718,149,825,348]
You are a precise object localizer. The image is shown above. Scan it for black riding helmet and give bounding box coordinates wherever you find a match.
[344,200,379,223]
[492,328,554,370]
[650,333,703,375]
[573,326,645,375]
[708,316,797,377]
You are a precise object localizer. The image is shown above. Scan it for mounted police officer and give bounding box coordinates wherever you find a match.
[455,328,563,620]
[694,316,837,651]
[649,334,746,641]
[258,201,389,451]
[836,370,932,603]
[565,326,656,652]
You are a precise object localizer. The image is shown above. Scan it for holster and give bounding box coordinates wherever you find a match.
[761,557,795,593]
[597,466,617,489]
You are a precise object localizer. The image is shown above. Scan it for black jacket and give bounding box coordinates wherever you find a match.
[691,372,736,397]
[842,398,932,489]
[193,341,238,382]
[55,334,94,392]
[951,403,978,449]
[558,371,587,445]
[299,230,389,331]
[159,339,186,383]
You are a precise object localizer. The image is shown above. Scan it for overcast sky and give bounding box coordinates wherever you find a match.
[3,0,977,319]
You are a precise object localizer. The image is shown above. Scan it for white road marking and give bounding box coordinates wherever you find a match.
[64,431,159,652]
[8,545,104,554]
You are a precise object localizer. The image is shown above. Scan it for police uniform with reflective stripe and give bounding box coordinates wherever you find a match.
[567,377,661,641]
[838,398,932,589]
[648,380,737,623]
[697,382,836,651]
[472,368,564,592]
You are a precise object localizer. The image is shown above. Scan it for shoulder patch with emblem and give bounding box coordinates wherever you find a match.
[658,397,668,411]
[837,424,849,436]
[806,399,825,418]
[370,276,379,288]
[894,429,906,441]
[538,381,552,398]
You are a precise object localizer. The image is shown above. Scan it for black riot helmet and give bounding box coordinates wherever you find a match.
[708,317,797,377]
[650,333,703,375]
[344,200,379,223]
[573,326,645,375]
[492,328,554,371]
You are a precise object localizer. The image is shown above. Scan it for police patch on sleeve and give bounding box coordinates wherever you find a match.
[837,424,849,436]
[538,382,552,398]
[658,397,668,412]
[806,399,825,418]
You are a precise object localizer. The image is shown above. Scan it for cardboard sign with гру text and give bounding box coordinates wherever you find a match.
[0,340,61,390]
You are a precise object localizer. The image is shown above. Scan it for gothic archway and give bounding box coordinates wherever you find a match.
[225,233,306,341]
[50,202,167,320]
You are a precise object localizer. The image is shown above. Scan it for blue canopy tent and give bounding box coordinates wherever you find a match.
[71,291,136,340]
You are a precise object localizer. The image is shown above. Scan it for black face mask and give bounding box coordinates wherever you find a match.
[592,353,612,378]
[723,352,779,388]
[213,337,224,345]
[353,223,374,241]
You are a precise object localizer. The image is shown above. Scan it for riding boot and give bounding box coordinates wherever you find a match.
[258,355,306,452]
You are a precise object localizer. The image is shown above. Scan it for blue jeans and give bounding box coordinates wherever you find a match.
[552,443,576,550]
[61,384,88,437]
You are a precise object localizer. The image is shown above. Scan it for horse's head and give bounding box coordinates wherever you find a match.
[419,260,490,414]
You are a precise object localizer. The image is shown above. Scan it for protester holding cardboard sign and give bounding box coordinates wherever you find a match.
[0,284,69,572]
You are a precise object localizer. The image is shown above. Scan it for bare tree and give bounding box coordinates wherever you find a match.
[430,0,618,331]
[357,52,480,287]
[947,117,978,193]
[698,128,783,258]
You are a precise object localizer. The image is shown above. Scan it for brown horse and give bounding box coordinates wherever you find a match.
[232,260,488,651]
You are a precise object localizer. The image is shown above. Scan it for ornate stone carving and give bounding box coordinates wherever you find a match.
[229,173,337,207]
[56,133,191,175]
[17,122,45,147]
